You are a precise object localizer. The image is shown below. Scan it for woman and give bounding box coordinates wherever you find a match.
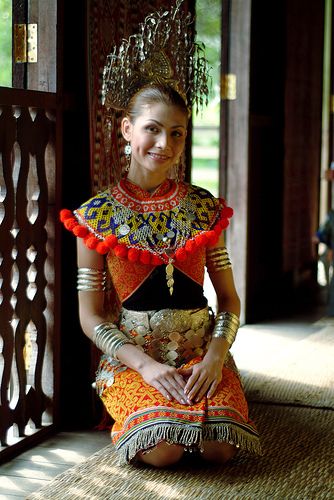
[61,1,261,467]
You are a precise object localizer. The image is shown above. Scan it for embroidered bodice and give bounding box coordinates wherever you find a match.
[60,178,233,302]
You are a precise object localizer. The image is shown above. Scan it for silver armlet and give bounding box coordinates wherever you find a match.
[206,247,232,273]
[212,311,240,347]
[77,268,106,291]
[93,322,135,359]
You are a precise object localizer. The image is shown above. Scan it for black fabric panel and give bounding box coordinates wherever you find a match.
[122,266,208,311]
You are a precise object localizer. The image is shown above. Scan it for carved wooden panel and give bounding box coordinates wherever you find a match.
[0,101,56,452]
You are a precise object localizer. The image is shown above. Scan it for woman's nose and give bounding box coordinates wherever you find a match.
[157,133,169,149]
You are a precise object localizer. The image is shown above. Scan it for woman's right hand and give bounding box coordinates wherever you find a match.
[139,360,190,405]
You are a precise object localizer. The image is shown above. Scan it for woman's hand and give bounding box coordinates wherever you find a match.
[178,357,224,403]
[139,359,190,405]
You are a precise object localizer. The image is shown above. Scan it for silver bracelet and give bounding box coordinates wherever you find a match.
[77,268,106,291]
[212,311,240,347]
[206,247,232,273]
[93,322,135,359]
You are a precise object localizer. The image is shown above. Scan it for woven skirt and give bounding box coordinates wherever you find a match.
[96,307,261,464]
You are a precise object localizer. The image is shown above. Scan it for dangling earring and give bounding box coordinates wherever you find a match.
[124,142,132,156]
[124,142,131,172]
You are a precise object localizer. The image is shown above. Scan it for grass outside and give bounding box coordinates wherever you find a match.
[191,157,219,196]
[0,0,12,87]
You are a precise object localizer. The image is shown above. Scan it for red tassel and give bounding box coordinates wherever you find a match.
[85,236,99,250]
[114,244,128,258]
[96,242,109,254]
[59,209,73,222]
[140,250,152,265]
[175,247,187,262]
[73,225,89,238]
[128,248,140,262]
[105,234,118,249]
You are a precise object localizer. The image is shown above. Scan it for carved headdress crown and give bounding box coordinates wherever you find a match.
[102,0,210,112]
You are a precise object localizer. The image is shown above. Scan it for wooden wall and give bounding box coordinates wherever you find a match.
[244,0,324,322]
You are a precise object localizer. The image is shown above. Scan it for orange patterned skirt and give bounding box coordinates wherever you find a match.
[97,358,261,464]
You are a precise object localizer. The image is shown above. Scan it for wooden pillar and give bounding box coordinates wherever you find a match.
[222,0,252,324]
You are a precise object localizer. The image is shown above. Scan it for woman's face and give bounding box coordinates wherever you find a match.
[122,102,187,180]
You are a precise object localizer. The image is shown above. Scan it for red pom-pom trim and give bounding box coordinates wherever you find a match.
[151,255,164,265]
[207,231,219,247]
[214,223,223,235]
[64,218,77,231]
[105,234,118,249]
[220,218,230,230]
[96,242,109,254]
[73,225,89,238]
[175,247,187,262]
[114,244,128,259]
[140,250,152,265]
[60,209,73,222]
[128,248,140,262]
[222,206,233,218]
[185,239,196,253]
[194,233,208,247]
[85,236,99,250]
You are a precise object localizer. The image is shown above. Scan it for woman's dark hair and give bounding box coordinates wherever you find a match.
[125,84,189,122]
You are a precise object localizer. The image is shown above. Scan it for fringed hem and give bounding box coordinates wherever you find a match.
[114,423,262,465]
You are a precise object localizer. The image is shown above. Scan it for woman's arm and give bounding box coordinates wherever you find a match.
[77,238,188,404]
[77,238,108,340]
[181,233,240,402]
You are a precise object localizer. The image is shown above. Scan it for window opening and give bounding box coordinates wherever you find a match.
[192,0,221,197]
[0,0,12,87]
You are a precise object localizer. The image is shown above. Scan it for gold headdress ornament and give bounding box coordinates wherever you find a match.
[102,0,211,113]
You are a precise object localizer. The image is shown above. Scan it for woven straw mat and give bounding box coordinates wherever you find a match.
[232,318,334,409]
[27,403,334,500]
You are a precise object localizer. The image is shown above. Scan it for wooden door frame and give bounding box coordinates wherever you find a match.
[220,0,252,324]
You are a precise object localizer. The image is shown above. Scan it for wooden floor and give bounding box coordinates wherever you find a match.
[0,430,111,499]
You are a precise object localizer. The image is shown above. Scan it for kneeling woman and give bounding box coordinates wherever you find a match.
[61,1,261,467]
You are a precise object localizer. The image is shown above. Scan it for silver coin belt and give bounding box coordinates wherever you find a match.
[119,306,214,367]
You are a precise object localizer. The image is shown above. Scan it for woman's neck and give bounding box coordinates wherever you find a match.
[126,169,168,193]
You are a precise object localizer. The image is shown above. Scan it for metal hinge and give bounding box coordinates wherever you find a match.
[14,24,38,63]
[221,73,237,100]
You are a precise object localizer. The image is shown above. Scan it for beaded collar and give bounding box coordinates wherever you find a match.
[111,177,188,212]
[60,180,233,294]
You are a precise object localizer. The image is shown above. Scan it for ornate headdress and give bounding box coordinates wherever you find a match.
[102,0,210,113]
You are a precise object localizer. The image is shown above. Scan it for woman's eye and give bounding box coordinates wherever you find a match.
[146,126,159,133]
[172,130,183,138]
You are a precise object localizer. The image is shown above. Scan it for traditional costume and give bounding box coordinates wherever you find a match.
[60,0,261,464]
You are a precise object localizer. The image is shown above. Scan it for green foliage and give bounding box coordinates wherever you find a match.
[195,0,221,105]
[192,0,221,195]
[0,0,12,87]
[193,0,221,126]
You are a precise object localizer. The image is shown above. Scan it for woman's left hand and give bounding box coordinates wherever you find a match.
[178,358,224,403]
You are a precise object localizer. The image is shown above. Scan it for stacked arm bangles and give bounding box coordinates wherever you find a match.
[212,311,240,347]
[77,267,134,359]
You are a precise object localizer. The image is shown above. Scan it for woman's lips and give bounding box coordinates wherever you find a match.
[148,152,170,161]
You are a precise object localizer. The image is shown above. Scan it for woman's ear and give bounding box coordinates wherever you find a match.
[121,116,132,141]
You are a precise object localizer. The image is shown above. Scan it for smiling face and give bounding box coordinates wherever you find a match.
[121,101,188,188]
